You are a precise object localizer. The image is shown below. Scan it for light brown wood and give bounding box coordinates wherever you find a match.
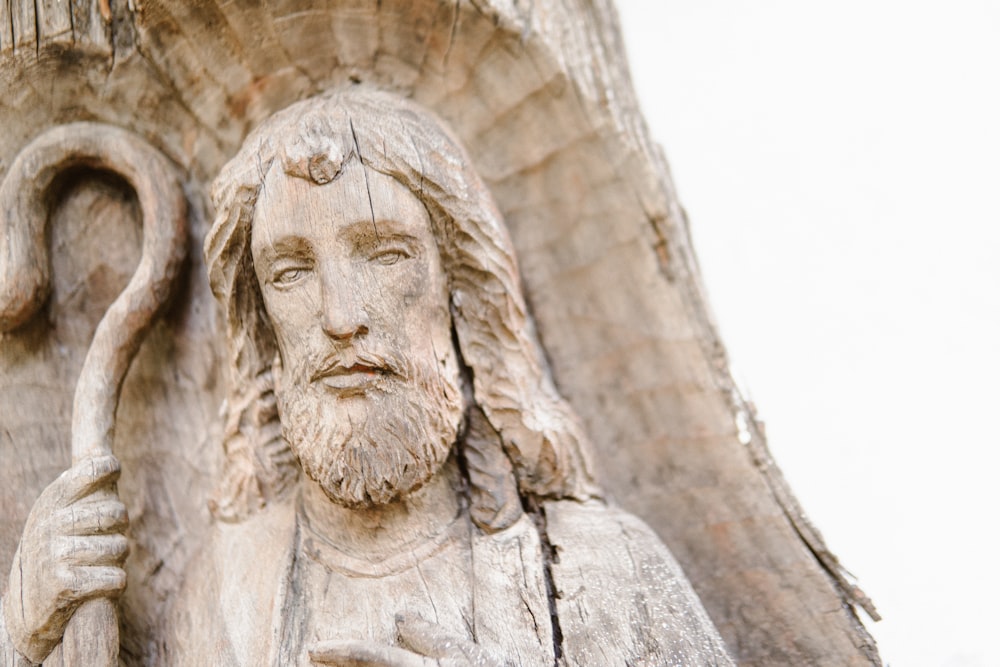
[161,88,729,665]
[0,122,187,666]
[0,1,880,665]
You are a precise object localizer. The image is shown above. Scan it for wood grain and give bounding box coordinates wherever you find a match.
[0,1,880,665]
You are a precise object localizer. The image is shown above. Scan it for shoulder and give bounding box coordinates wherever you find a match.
[544,500,733,667]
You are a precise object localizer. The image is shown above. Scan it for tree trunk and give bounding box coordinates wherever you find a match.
[0,1,879,665]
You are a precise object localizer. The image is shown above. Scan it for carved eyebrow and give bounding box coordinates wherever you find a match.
[340,218,423,247]
[256,235,315,265]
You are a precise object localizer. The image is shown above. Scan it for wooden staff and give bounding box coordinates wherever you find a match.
[0,122,188,666]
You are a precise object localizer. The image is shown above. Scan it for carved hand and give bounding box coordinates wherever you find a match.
[2,455,128,664]
[308,614,502,667]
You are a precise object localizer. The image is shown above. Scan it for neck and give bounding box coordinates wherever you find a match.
[299,457,464,560]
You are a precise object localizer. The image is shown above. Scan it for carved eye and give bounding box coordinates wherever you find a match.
[273,267,308,286]
[371,249,410,266]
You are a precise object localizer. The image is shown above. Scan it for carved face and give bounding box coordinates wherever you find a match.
[251,160,464,507]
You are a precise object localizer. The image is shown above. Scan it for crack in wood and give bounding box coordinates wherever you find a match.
[524,499,563,667]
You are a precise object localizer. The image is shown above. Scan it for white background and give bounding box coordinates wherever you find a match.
[615,2,1000,666]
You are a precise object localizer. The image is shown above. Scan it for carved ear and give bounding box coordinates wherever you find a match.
[461,405,524,533]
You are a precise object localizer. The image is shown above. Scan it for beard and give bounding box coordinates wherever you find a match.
[274,343,464,508]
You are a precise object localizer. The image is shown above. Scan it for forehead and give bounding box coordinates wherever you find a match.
[251,160,432,249]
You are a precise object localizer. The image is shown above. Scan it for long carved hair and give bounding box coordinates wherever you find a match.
[205,88,598,531]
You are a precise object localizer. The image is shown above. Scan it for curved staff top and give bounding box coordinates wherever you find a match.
[0,122,188,667]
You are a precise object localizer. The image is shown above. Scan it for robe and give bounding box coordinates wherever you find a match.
[165,497,733,666]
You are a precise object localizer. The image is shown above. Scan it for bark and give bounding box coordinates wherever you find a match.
[0,1,879,665]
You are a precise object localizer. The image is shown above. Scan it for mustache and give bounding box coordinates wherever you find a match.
[306,346,407,383]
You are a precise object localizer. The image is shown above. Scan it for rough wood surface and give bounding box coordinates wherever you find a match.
[0,121,187,666]
[159,87,730,665]
[0,1,880,665]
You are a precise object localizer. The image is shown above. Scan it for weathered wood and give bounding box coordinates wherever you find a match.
[0,123,187,665]
[69,0,112,51]
[0,1,880,665]
[163,89,729,664]
[10,0,35,55]
[35,0,73,48]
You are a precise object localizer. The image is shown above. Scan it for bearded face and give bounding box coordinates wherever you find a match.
[251,160,464,508]
[274,337,463,508]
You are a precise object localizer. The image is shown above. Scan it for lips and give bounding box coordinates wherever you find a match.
[312,362,388,391]
[308,349,403,395]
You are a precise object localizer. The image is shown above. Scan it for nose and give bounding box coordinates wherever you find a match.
[319,267,370,341]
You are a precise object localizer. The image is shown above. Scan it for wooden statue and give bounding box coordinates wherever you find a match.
[0,2,879,665]
[177,88,733,665]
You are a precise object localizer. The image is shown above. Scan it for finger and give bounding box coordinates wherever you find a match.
[308,640,433,667]
[57,565,127,603]
[54,535,129,567]
[54,500,129,536]
[397,615,497,666]
[396,614,459,659]
[56,456,121,506]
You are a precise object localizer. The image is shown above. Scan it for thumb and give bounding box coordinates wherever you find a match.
[54,455,121,507]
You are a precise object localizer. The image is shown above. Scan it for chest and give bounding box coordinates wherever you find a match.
[285,531,475,663]
[276,515,554,667]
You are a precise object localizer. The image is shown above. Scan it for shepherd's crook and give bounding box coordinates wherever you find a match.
[0,122,188,666]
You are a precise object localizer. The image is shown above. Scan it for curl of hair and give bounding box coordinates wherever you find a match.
[205,88,599,528]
